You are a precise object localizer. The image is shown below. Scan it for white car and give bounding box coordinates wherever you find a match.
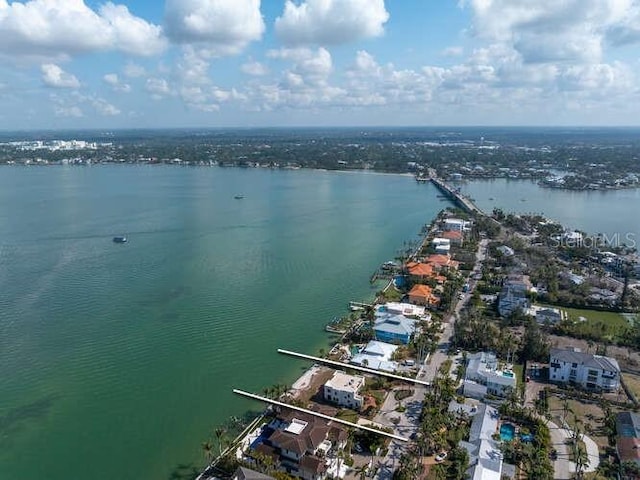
[435,452,448,462]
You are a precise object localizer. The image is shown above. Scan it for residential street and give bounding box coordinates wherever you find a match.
[374,239,488,479]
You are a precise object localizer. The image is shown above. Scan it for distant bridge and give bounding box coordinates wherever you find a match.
[429,177,485,215]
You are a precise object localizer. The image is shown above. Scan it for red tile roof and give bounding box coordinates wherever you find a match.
[406,261,435,277]
[441,230,463,240]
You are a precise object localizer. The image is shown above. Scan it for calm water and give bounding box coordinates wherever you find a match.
[0,167,448,480]
[461,179,640,246]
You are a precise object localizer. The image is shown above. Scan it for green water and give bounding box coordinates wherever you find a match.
[0,166,447,480]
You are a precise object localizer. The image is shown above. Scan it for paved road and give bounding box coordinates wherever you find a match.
[374,239,489,479]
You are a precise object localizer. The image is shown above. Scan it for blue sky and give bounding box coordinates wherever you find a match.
[1,0,639,129]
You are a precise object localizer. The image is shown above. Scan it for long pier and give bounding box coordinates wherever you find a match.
[233,389,409,442]
[277,348,431,387]
[430,177,484,215]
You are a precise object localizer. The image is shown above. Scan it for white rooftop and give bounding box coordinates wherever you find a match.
[325,371,364,393]
[378,302,426,317]
[284,418,308,435]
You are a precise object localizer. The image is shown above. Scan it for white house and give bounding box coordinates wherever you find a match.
[323,371,365,411]
[549,347,620,391]
[432,237,451,254]
[378,302,427,318]
[350,340,398,372]
[458,404,515,480]
[444,218,470,232]
[463,352,517,399]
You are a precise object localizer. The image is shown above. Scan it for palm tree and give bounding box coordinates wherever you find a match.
[201,439,214,465]
[354,464,368,480]
[214,426,227,457]
[561,397,572,425]
[574,442,588,479]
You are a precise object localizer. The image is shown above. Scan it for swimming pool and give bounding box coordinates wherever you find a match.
[500,423,516,441]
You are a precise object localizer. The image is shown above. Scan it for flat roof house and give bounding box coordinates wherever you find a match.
[463,352,517,399]
[444,218,471,232]
[323,371,365,411]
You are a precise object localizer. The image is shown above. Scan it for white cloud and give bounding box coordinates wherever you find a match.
[98,3,166,56]
[0,0,165,59]
[463,0,633,64]
[41,63,80,88]
[241,59,268,76]
[275,0,389,46]
[123,62,146,78]
[54,105,83,117]
[103,73,131,93]
[145,77,172,98]
[164,0,264,56]
[442,46,464,57]
[268,47,333,84]
[90,97,120,116]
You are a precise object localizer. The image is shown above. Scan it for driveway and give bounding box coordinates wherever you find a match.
[546,419,600,479]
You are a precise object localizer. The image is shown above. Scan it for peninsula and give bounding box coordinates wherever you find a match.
[199,176,640,480]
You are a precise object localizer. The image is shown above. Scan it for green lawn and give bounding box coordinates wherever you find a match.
[557,306,629,341]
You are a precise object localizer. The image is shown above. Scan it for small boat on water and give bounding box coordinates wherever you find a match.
[113,236,127,244]
[234,195,244,200]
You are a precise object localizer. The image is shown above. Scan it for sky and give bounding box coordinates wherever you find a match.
[1,0,640,129]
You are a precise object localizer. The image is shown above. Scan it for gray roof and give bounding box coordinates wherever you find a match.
[469,404,499,443]
[617,412,640,438]
[373,314,416,337]
[233,467,275,480]
[550,347,620,373]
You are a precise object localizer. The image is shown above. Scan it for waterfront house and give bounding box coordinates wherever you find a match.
[406,261,435,281]
[440,230,464,246]
[443,218,470,232]
[432,237,451,254]
[616,412,640,469]
[549,347,620,391]
[260,410,348,480]
[377,302,427,318]
[232,466,275,480]
[373,313,416,344]
[425,254,459,271]
[350,340,398,372]
[323,371,364,411]
[458,404,515,480]
[463,352,517,399]
[408,284,439,307]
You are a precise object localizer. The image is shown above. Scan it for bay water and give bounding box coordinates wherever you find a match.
[0,166,446,480]
[461,179,640,248]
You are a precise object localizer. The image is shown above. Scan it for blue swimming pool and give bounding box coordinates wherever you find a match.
[500,423,516,441]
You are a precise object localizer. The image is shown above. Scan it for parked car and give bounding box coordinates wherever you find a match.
[435,452,448,462]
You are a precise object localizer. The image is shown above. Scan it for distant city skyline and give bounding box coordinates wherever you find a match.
[1,0,640,129]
